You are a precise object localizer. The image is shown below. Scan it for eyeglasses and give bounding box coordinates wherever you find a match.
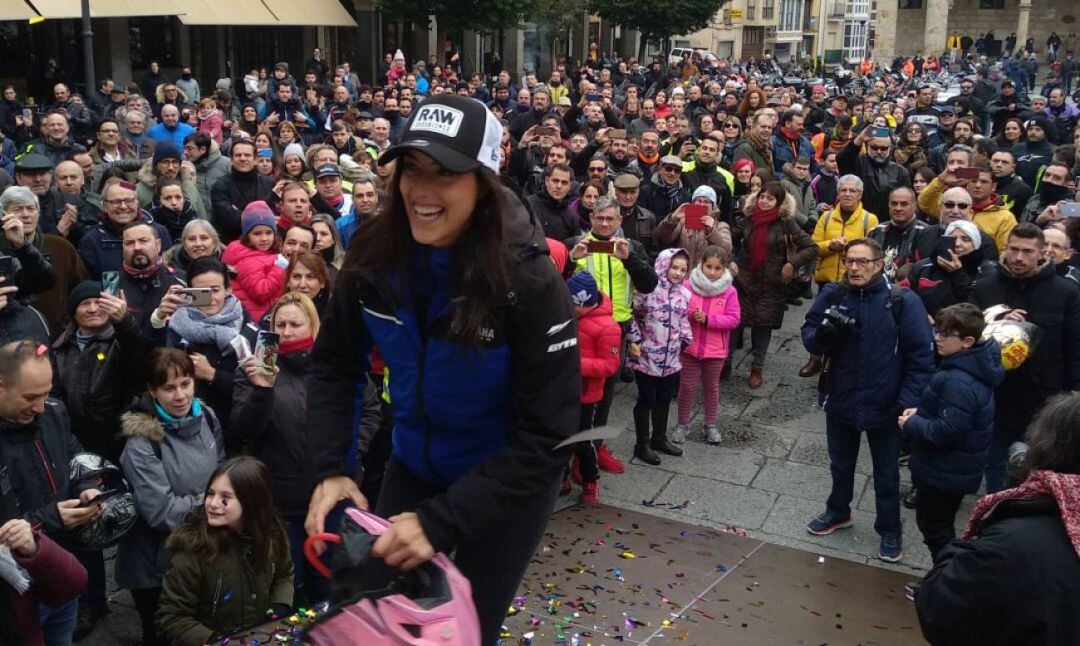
[868,144,891,152]
[104,197,137,207]
[723,123,739,129]
[842,257,880,267]
[941,201,971,210]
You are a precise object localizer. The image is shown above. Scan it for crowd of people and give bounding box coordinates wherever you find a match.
[0,40,1079,646]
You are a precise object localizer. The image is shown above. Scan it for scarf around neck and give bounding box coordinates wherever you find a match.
[123,260,162,278]
[689,266,732,297]
[167,294,246,353]
[749,204,781,272]
[279,336,314,355]
[964,470,1080,557]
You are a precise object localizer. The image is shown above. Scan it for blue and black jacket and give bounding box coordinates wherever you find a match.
[802,276,934,429]
[307,191,581,552]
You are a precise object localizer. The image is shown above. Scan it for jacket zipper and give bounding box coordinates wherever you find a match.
[211,573,224,619]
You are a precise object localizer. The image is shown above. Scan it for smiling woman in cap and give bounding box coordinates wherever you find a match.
[304,95,580,643]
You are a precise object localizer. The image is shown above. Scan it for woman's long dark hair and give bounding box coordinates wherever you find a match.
[1021,393,1080,479]
[343,156,514,346]
[186,456,286,571]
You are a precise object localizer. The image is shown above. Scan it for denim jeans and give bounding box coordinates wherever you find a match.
[825,416,901,539]
[39,598,78,646]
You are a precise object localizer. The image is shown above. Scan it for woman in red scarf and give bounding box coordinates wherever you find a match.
[915,391,1080,645]
[734,182,817,388]
[231,291,382,605]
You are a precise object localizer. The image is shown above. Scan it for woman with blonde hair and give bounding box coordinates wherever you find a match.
[231,291,380,604]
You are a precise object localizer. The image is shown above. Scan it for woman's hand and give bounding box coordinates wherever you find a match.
[371,512,435,571]
[702,215,716,229]
[0,519,37,558]
[153,285,186,321]
[97,291,128,322]
[190,352,216,382]
[936,250,963,272]
[241,356,278,388]
[305,476,369,554]
[781,262,795,284]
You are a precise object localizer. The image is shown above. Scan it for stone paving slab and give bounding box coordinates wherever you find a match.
[503,504,925,645]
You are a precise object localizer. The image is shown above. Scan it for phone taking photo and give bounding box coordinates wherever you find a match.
[178,287,213,307]
[955,167,981,180]
[101,271,120,297]
[585,239,616,254]
[1059,202,1080,219]
[254,331,280,376]
[0,255,13,282]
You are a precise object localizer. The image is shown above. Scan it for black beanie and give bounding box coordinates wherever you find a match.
[68,281,102,315]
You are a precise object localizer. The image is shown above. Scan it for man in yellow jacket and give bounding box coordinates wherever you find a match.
[917,162,1016,253]
[801,174,879,378]
[812,174,879,285]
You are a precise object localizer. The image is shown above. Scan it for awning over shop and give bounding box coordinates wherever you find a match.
[261,0,357,27]
[0,2,40,21]
[175,0,279,26]
[25,0,183,19]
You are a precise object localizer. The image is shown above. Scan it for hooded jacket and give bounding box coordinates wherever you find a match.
[970,260,1080,415]
[576,295,622,404]
[905,340,1005,493]
[220,241,288,321]
[193,146,232,215]
[306,187,581,553]
[684,267,740,360]
[117,395,224,590]
[157,523,293,646]
[802,276,935,428]
[627,248,693,377]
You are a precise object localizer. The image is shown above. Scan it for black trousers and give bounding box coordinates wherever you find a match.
[574,403,600,484]
[376,457,560,645]
[130,586,161,644]
[914,476,965,563]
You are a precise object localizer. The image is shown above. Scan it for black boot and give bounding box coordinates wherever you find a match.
[633,407,661,465]
[650,406,683,457]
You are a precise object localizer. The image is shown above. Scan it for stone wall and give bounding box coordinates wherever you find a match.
[881,0,1080,59]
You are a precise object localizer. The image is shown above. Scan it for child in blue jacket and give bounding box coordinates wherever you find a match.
[899,303,1004,597]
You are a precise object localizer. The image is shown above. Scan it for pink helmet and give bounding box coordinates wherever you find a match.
[304,507,481,645]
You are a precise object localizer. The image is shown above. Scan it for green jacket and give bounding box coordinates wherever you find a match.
[156,522,294,646]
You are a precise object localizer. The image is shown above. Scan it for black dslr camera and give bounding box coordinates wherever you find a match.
[817,306,857,344]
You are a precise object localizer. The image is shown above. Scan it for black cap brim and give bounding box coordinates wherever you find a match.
[379,140,481,174]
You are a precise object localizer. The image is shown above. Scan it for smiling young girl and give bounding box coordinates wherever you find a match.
[674,246,741,444]
[627,248,694,465]
[156,456,293,646]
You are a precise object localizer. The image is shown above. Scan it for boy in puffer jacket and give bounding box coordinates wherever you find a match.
[898,302,1004,600]
[627,248,694,466]
[566,270,621,504]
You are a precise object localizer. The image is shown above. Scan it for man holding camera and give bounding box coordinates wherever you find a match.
[802,238,934,563]
[568,197,658,472]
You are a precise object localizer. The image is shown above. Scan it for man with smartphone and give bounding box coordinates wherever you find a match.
[114,221,184,334]
[0,340,105,644]
[567,197,659,472]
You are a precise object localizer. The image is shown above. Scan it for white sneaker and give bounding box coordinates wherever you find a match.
[705,425,721,445]
[671,424,690,443]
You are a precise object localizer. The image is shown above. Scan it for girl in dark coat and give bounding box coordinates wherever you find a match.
[735,183,817,387]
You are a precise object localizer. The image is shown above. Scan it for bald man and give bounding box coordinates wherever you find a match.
[146,104,195,149]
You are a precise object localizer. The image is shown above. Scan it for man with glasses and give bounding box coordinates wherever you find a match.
[915,185,999,263]
[956,77,987,132]
[802,237,933,563]
[0,185,87,337]
[568,197,659,474]
[89,119,139,182]
[971,223,1080,492]
[77,182,171,280]
[1043,226,1080,284]
[640,155,690,219]
[838,124,909,220]
[584,157,610,186]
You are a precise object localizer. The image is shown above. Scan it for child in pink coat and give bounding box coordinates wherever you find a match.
[221,200,289,320]
[675,245,741,445]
